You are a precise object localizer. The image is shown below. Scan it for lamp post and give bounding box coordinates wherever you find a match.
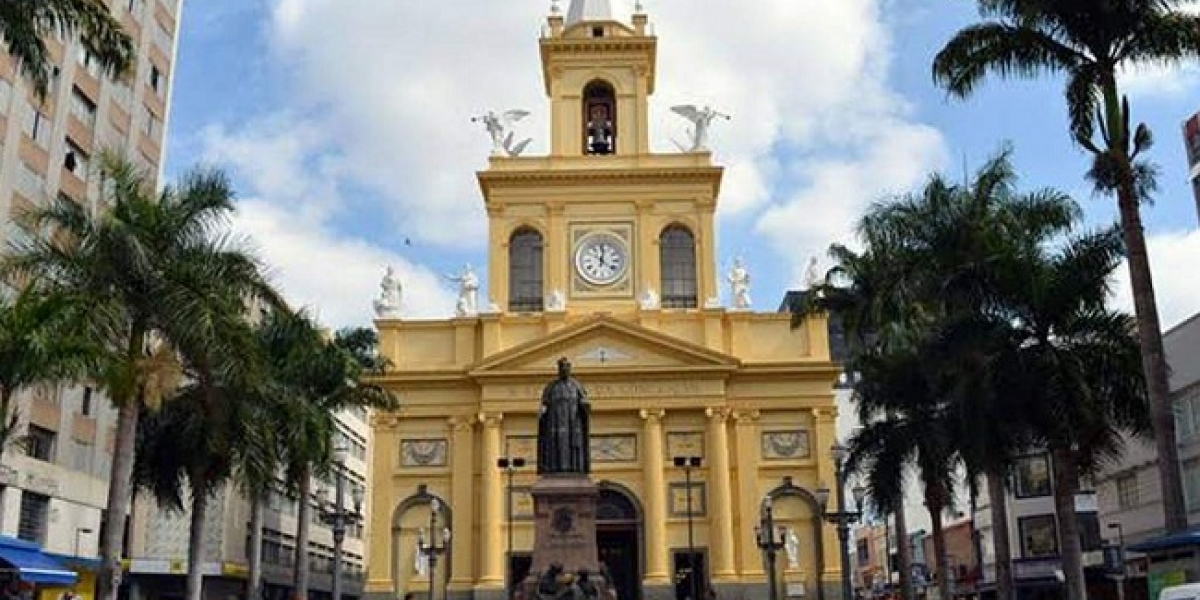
[317,443,365,600]
[816,442,866,600]
[756,496,788,600]
[74,527,92,557]
[674,456,703,600]
[1108,523,1127,600]
[419,498,452,600]
[498,456,527,600]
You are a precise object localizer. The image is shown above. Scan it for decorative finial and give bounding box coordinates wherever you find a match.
[551,0,561,14]
[634,0,644,13]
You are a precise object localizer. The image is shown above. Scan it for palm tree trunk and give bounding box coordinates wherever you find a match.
[1101,80,1187,533]
[894,508,914,600]
[293,469,313,600]
[248,494,265,600]
[0,388,15,463]
[986,472,1014,600]
[1050,447,1085,600]
[925,492,952,600]
[98,398,142,600]
[186,482,209,600]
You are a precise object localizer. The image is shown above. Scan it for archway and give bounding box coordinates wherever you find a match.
[391,486,453,600]
[597,482,643,600]
[767,478,827,600]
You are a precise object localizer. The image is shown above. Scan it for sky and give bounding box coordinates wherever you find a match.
[163,0,1200,333]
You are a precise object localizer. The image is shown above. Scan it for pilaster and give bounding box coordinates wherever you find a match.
[478,413,505,587]
[733,409,762,576]
[811,407,840,580]
[641,408,670,584]
[706,407,736,579]
[449,416,477,587]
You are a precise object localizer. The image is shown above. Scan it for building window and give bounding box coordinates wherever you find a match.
[1018,514,1058,558]
[69,87,97,129]
[14,160,46,200]
[17,492,49,544]
[1116,474,1139,510]
[659,225,697,308]
[76,47,101,78]
[64,140,90,181]
[81,386,93,416]
[509,227,544,312]
[1183,458,1200,511]
[26,425,56,462]
[23,106,50,149]
[1014,453,1052,498]
[148,65,162,95]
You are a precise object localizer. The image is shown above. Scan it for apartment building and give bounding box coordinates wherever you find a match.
[0,0,181,599]
[1184,113,1200,226]
[124,407,372,600]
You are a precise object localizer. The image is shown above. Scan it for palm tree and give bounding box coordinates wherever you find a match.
[932,0,1200,533]
[0,0,134,97]
[0,286,97,459]
[4,154,282,600]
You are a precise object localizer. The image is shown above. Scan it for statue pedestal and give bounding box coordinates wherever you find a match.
[520,475,614,600]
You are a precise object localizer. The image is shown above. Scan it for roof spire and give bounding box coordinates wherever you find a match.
[566,0,614,24]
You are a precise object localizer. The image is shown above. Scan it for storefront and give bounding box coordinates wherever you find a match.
[0,536,78,600]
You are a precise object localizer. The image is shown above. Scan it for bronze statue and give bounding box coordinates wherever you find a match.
[537,357,591,474]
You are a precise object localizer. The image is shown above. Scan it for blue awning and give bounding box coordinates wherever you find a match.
[1128,528,1200,553]
[0,537,77,586]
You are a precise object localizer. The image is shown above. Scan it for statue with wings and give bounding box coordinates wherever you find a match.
[671,104,731,152]
[472,109,533,157]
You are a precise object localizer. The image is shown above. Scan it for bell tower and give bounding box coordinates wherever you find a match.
[478,2,722,315]
[541,0,656,156]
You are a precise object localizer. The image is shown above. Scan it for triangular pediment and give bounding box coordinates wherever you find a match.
[470,315,738,378]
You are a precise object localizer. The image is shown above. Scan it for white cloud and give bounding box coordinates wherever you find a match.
[239,0,946,270]
[1111,229,1200,331]
[1119,62,1200,100]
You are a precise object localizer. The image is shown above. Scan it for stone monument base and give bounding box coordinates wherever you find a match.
[518,475,615,600]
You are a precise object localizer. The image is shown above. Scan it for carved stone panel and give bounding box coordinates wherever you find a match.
[669,482,707,517]
[506,435,537,463]
[590,434,637,463]
[761,430,810,460]
[665,432,704,460]
[400,438,448,467]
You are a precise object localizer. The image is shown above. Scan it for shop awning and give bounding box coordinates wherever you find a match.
[0,537,77,585]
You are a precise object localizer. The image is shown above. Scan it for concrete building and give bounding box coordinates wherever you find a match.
[124,408,372,600]
[1183,114,1200,226]
[1095,312,1200,596]
[365,3,842,600]
[0,1,182,599]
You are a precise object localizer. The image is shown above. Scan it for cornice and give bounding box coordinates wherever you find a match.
[478,166,723,197]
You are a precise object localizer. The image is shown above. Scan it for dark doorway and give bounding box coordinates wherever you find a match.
[508,553,532,599]
[599,527,639,600]
[673,551,707,600]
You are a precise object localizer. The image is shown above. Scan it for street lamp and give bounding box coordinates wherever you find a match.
[756,495,788,600]
[498,456,528,600]
[1108,523,1127,600]
[674,456,703,600]
[816,442,866,600]
[74,527,92,557]
[317,443,365,600]
[419,498,452,600]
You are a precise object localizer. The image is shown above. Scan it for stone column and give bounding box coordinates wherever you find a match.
[706,407,736,579]
[733,410,763,576]
[641,409,670,584]
[479,413,505,587]
[449,416,477,588]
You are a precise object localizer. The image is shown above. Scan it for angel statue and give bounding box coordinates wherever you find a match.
[372,265,403,319]
[671,104,730,152]
[472,109,533,157]
[727,256,751,310]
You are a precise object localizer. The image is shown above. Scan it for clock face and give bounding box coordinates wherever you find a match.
[574,233,629,286]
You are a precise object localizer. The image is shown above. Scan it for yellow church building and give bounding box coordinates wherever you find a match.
[365,3,845,600]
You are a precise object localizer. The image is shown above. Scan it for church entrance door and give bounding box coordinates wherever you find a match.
[596,487,641,600]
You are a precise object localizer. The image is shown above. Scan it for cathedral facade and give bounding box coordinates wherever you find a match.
[365,4,843,600]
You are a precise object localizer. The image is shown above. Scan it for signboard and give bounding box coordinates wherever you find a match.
[1148,569,1186,600]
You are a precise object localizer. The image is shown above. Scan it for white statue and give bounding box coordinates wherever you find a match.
[414,530,429,575]
[547,289,566,312]
[785,527,800,569]
[472,110,533,157]
[804,256,823,290]
[728,257,751,310]
[445,264,479,316]
[639,287,659,310]
[671,105,731,152]
[372,265,403,319]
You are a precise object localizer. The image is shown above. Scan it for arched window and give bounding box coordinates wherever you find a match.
[659,225,697,309]
[509,227,544,312]
[583,80,616,155]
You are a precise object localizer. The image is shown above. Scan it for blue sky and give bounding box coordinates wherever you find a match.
[163,0,1200,329]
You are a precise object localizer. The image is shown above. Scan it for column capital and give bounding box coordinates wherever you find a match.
[705,406,733,422]
[811,407,837,422]
[732,409,760,423]
[639,408,666,423]
[477,412,504,427]
[448,416,476,432]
